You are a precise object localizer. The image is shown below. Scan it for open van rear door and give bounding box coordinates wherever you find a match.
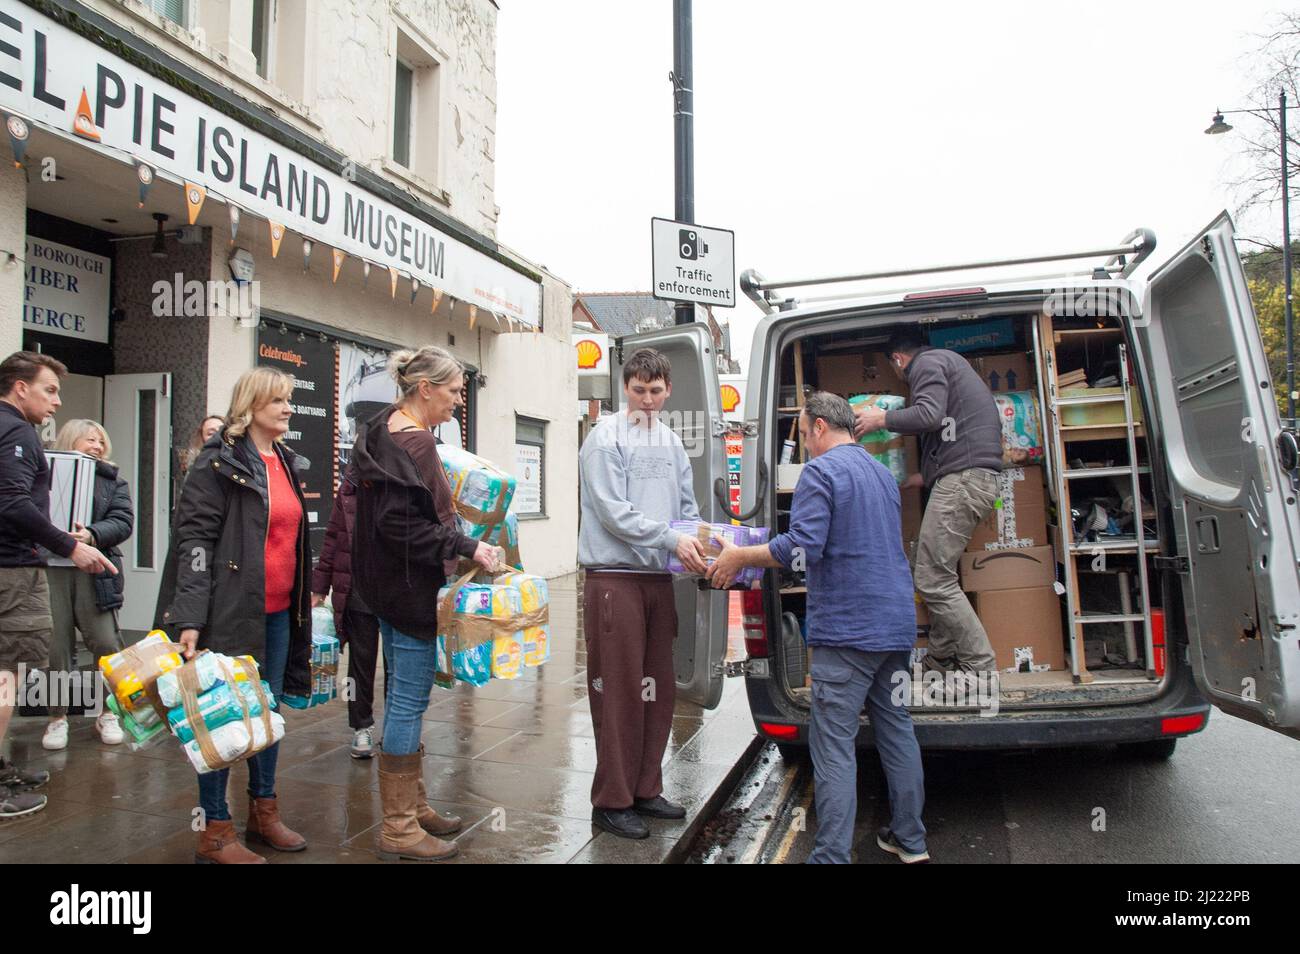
[1137,213,1300,739]
[608,323,729,708]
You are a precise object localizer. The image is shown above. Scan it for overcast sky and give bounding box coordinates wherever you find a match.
[496,1,1286,368]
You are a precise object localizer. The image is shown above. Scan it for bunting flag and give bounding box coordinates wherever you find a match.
[135,161,154,207]
[468,304,478,330]
[388,266,398,299]
[409,275,420,305]
[4,114,29,168]
[332,248,345,283]
[184,182,207,225]
[229,205,240,242]
[430,288,444,313]
[302,239,313,272]
[72,88,101,142]
[362,261,371,288]
[268,220,285,258]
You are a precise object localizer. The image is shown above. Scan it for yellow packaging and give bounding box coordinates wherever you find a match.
[99,631,183,715]
[491,633,524,680]
[495,572,551,668]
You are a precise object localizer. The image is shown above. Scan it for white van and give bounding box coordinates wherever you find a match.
[616,213,1300,757]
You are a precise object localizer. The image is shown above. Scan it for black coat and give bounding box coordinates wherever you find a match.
[153,430,312,697]
[350,406,477,641]
[87,460,134,609]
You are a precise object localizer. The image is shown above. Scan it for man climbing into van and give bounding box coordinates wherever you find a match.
[853,328,1003,674]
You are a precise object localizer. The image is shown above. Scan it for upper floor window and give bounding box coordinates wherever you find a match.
[150,0,186,26]
[393,59,414,167]
[250,0,272,79]
[390,27,442,184]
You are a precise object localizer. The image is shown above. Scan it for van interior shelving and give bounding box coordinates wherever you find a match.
[772,303,1168,709]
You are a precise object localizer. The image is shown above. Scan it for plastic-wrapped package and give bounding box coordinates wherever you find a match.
[435,582,514,687]
[183,711,286,775]
[494,572,551,668]
[440,445,516,534]
[993,391,1044,465]
[157,652,257,709]
[311,605,336,639]
[665,521,773,587]
[99,631,182,725]
[847,394,908,483]
[105,693,167,749]
[167,678,275,744]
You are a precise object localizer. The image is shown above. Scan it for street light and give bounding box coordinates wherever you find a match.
[1206,92,1296,425]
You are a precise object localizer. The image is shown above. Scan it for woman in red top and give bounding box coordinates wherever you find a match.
[156,367,312,864]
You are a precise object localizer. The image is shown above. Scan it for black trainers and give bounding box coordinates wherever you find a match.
[876,827,930,864]
[592,807,650,840]
[0,758,49,792]
[633,795,686,819]
[0,783,47,819]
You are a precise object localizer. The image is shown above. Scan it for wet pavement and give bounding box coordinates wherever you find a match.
[0,575,760,864]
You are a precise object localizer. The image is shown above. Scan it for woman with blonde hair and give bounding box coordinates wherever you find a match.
[41,419,133,750]
[155,366,312,864]
[351,345,501,861]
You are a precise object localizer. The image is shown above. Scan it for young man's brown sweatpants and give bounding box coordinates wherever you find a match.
[584,571,677,810]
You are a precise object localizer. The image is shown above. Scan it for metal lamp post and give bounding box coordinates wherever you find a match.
[1207,91,1296,425]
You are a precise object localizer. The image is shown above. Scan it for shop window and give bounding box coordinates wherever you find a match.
[514,416,546,517]
[391,27,443,184]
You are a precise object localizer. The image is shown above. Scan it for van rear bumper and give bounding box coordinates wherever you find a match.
[744,655,1211,751]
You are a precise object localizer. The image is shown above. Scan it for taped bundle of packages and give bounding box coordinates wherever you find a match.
[436,568,550,687]
[456,510,521,570]
[98,631,183,729]
[311,632,339,706]
[440,445,516,543]
[156,652,256,709]
[664,521,772,587]
[167,677,275,743]
[493,572,551,668]
[105,693,166,749]
[993,391,1044,466]
[311,605,336,639]
[167,653,282,774]
[847,394,908,483]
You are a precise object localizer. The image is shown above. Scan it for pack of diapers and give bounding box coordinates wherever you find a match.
[848,394,908,483]
[183,711,286,775]
[494,572,551,668]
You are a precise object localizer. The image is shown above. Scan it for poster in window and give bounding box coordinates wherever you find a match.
[514,443,542,515]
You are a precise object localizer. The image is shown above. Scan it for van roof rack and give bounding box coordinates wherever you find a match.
[739,228,1156,314]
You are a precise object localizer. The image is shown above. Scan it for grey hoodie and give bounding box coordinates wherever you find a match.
[578,412,701,571]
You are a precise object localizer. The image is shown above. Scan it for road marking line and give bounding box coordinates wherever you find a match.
[736,760,802,865]
[771,783,815,865]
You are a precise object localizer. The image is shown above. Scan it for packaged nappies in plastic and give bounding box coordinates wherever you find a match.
[494,572,551,668]
[183,710,286,775]
[311,605,336,639]
[156,652,257,709]
[665,521,773,587]
[99,631,183,723]
[106,693,166,748]
[440,445,516,535]
[993,390,1044,466]
[167,678,275,744]
[847,394,908,483]
[437,582,518,686]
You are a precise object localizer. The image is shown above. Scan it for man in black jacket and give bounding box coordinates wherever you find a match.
[0,352,115,818]
[853,330,1003,673]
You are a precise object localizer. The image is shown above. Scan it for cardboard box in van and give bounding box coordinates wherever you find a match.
[959,545,1055,592]
[972,586,1066,671]
[816,352,908,398]
[967,352,1032,394]
[966,465,1048,551]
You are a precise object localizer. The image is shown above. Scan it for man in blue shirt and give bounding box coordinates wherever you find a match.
[709,391,927,863]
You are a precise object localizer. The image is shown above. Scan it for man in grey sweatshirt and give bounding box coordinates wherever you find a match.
[854,328,1003,673]
[578,348,708,840]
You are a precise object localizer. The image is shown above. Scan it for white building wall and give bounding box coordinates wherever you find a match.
[0,143,25,359]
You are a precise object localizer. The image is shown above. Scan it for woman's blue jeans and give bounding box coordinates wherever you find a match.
[196,609,289,821]
[378,619,439,756]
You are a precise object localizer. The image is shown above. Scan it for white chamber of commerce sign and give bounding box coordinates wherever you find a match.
[23,236,111,343]
[651,217,735,308]
[0,0,540,328]
[514,443,542,515]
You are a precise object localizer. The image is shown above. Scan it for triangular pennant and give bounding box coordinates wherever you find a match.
[332,248,345,283]
[430,288,444,313]
[388,266,398,299]
[5,114,30,168]
[268,220,285,258]
[72,88,101,142]
[229,205,240,242]
[468,304,478,329]
[302,239,313,272]
[135,161,154,207]
[409,275,420,305]
[363,261,371,288]
[184,182,207,225]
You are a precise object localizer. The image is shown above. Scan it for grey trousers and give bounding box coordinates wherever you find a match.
[914,468,999,672]
[46,566,122,717]
[808,646,926,864]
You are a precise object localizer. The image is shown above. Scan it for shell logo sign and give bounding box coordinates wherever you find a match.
[720,384,742,413]
[576,338,603,370]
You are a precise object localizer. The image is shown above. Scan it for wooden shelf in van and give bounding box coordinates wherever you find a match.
[1054,327,1123,343]
[1060,423,1145,441]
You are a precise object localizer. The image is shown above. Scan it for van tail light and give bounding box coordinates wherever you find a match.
[1150,609,1166,678]
[742,590,769,658]
[1161,713,1206,736]
[759,722,799,741]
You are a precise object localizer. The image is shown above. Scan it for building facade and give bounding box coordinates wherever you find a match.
[1,0,577,631]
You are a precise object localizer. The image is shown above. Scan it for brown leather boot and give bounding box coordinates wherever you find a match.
[415,744,461,836]
[245,796,307,852]
[377,751,458,862]
[195,818,267,864]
